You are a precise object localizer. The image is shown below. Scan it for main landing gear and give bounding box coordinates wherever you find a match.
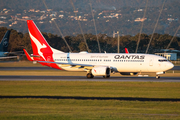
[103,75,110,78]
[86,73,110,78]
[86,73,94,78]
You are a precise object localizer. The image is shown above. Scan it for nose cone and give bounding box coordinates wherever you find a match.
[167,62,174,70]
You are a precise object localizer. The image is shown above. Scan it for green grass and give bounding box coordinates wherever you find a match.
[0,81,180,98]
[0,81,180,119]
[0,99,180,120]
[0,61,43,67]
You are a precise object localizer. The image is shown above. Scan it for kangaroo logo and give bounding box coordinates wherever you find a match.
[29,32,47,60]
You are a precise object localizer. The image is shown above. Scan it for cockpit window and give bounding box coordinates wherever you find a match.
[158,59,168,62]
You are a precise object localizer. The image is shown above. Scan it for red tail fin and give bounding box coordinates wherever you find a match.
[125,48,129,53]
[27,20,53,61]
[27,20,62,70]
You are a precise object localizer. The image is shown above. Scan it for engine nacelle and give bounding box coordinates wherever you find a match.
[120,72,138,75]
[92,66,110,76]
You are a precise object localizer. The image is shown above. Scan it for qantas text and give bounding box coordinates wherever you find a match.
[114,55,145,59]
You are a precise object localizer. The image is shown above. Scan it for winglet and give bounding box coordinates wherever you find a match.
[125,48,129,54]
[23,49,34,61]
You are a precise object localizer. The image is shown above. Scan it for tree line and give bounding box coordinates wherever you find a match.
[0,27,180,57]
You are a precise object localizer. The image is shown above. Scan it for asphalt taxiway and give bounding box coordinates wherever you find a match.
[0,66,180,82]
[0,75,180,82]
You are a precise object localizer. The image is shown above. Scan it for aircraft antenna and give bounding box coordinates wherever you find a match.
[145,0,166,54]
[135,0,148,53]
[69,0,90,53]
[89,2,101,53]
[42,0,72,52]
[165,25,180,53]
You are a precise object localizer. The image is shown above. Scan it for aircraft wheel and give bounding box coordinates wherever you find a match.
[87,73,94,78]
[156,75,160,79]
[106,75,110,78]
[103,75,110,78]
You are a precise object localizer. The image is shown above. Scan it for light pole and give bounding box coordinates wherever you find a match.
[114,31,120,53]
[117,31,120,53]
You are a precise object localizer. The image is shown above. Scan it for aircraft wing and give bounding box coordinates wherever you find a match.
[38,61,94,67]
[37,61,115,71]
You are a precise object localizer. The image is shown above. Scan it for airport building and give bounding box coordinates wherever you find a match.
[155,53,177,60]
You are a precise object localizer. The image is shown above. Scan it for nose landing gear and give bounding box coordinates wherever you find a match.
[156,75,160,79]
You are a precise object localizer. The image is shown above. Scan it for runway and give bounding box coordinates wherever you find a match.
[0,75,180,82]
[0,66,179,82]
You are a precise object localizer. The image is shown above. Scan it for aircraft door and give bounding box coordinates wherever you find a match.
[149,58,153,66]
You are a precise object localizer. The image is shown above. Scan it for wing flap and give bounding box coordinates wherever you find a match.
[84,66,94,69]
[60,64,71,67]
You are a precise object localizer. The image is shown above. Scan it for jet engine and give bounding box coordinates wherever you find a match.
[92,66,110,77]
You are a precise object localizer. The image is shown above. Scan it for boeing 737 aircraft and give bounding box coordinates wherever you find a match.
[24,20,174,79]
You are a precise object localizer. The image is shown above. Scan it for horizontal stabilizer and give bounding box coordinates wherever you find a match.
[23,49,34,61]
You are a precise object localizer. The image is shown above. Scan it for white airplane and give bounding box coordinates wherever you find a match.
[24,20,174,79]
